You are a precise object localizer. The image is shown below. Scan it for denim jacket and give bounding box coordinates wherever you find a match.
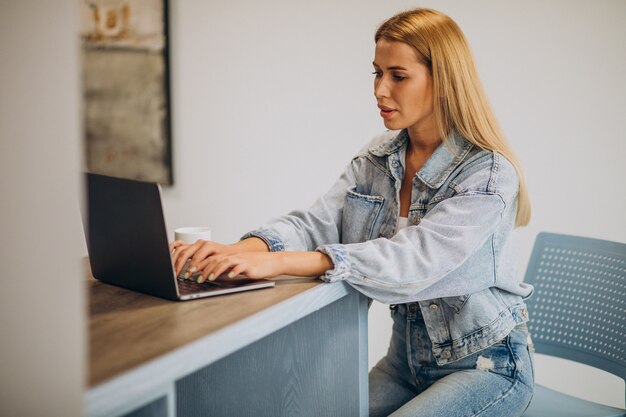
[243,129,533,364]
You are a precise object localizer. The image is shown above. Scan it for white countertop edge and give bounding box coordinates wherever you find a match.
[86,280,353,417]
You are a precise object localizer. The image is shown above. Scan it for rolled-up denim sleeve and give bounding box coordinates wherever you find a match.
[241,162,357,252]
[316,190,509,303]
[240,229,285,252]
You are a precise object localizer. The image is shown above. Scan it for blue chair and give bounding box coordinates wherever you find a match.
[522,232,626,417]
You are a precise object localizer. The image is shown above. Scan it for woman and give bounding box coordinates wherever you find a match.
[171,8,535,417]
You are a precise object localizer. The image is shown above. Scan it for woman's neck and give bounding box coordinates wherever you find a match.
[407,124,442,156]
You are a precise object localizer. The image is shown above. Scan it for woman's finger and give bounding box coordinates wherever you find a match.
[200,255,242,282]
[209,256,237,281]
[169,240,186,251]
[227,263,247,279]
[198,255,224,282]
[195,256,217,277]
[170,243,189,268]
[189,241,220,271]
[175,240,204,275]
[173,246,191,275]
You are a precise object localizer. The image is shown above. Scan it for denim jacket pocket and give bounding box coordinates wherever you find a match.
[341,187,384,244]
[440,294,472,313]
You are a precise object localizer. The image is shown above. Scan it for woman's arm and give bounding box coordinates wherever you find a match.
[193,250,334,282]
[171,237,333,281]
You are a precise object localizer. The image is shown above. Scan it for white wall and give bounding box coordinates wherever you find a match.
[0,1,84,416]
[166,0,626,409]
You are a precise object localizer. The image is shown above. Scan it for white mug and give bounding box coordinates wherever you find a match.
[175,227,212,244]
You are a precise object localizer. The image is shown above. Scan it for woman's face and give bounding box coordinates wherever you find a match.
[373,39,435,138]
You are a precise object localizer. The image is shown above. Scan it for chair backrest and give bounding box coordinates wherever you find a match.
[524,232,626,381]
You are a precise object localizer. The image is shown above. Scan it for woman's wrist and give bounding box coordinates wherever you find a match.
[231,237,270,253]
[276,251,334,277]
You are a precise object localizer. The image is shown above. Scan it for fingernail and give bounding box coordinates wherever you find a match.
[189,266,197,273]
[184,272,189,279]
[197,275,205,284]
[228,271,235,279]
[208,273,215,281]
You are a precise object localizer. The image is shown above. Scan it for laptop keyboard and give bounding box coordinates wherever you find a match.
[176,277,223,294]
[176,276,259,295]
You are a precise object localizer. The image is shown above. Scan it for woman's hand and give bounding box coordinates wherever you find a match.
[169,237,270,277]
[170,239,235,277]
[196,252,285,282]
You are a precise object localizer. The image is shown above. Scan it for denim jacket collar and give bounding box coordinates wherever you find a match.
[369,129,474,189]
[368,129,410,157]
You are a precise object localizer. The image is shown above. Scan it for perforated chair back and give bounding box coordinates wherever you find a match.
[524,232,626,382]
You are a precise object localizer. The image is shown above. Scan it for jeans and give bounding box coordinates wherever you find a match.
[369,303,535,417]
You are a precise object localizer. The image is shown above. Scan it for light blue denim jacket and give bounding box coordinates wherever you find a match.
[243,129,533,364]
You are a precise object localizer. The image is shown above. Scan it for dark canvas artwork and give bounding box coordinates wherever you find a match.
[80,0,172,185]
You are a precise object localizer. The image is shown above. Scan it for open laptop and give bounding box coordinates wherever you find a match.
[84,172,275,301]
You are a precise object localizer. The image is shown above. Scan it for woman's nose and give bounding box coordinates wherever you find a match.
[374,78,390,99]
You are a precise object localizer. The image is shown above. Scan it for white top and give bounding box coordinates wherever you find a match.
[397,216,409,231]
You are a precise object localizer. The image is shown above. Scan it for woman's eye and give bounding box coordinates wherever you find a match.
[372,71,405,81]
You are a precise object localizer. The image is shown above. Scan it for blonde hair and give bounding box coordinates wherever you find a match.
[376,8,531,227]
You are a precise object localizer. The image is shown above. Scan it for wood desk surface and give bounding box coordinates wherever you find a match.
[88,267,321,388]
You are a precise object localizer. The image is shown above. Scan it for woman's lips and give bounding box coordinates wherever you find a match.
[378,105,397,119]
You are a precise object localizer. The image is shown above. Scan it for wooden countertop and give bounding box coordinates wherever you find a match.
[88,266,323,388]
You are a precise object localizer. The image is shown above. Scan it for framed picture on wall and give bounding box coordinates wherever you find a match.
[79,0,173,185]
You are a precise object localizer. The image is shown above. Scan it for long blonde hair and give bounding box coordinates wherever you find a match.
[376,8,531,227]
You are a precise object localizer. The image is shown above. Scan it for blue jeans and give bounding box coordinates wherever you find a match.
[369,303,534,417]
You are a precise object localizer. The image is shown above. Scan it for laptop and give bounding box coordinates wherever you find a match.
[84,172,275,301]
